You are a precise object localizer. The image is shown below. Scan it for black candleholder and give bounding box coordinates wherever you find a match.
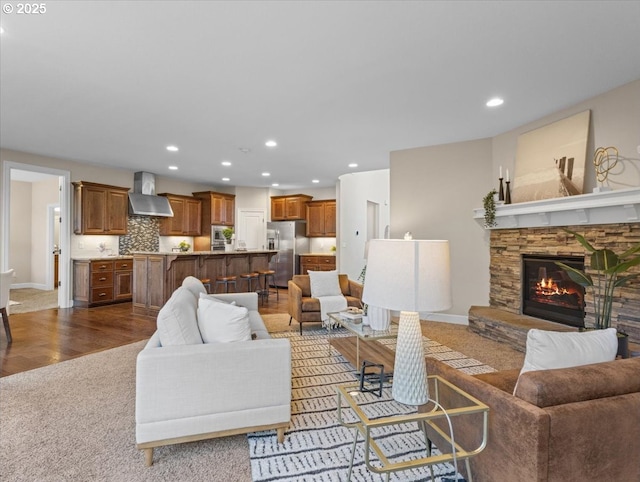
[498,178,505,201]
[505,181,512,204]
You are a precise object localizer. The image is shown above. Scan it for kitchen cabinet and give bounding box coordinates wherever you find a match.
[73,181,130,235]
[271,194,313,221]
[306,199,336,237]
[193,191,236,226]
[158,194,202,236]
[73,257,133,307]
[300,254,336,274]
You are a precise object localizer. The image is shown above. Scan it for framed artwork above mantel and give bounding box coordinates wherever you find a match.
[511,110,591,203]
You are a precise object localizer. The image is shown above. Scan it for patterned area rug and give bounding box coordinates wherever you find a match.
[248,328,495,481]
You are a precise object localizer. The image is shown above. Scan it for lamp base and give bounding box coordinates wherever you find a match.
[392,311,428,405]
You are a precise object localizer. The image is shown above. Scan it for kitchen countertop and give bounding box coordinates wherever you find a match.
[131,250,278,255]
[300,253,336,256]
[71,255,134,261]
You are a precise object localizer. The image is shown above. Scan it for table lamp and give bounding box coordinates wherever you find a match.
[362,239,452,405]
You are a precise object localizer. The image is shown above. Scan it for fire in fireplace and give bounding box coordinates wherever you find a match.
[521,255,585,328]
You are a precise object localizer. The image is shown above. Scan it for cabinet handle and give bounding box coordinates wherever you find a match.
[98,292,107,297]
[99,265,107,270]
[99,277,107,281]
[120,264,128,268]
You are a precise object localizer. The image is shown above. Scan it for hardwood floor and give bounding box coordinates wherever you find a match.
[0,289,290,377]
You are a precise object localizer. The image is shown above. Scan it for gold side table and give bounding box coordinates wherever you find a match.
[335,375,489,482]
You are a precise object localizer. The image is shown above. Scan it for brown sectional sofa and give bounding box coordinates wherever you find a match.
[287,274,363,334]
[423,356,640,482]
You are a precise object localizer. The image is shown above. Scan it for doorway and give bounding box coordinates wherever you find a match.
[1,161,72,310]
[237,209,266,250]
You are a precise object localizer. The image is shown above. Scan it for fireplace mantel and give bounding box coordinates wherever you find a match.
[473,187,640,229]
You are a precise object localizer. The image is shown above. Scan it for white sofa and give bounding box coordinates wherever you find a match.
[135,277,291,466]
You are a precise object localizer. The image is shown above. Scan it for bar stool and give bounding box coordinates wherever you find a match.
[215,275,237,293]
[239,272,260,292]
[199,278,211,294]
[257,269,278,303]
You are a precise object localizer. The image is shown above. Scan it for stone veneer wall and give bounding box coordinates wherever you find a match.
[489,222,640,342]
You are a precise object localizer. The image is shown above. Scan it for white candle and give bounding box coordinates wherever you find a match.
[506,169,510,182]
[499,165,503,179]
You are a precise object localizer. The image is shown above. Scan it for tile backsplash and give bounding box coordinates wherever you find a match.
[119,216,159,254]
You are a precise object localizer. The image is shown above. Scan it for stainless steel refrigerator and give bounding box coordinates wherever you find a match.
[267,221,310,287]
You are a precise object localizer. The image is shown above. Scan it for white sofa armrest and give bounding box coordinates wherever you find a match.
[136,338,291,425]
[210,292,259,311]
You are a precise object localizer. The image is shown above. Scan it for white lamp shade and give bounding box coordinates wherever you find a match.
[362,239,452,313]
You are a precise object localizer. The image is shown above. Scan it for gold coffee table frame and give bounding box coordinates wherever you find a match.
[336,375,489,482]
[327,312,398,367]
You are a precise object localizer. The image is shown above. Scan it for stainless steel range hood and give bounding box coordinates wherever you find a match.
[128,172,174,217]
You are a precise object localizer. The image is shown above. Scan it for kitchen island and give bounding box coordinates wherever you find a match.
[132,250,277,315]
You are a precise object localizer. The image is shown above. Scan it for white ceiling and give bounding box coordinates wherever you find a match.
[1,1,639,190]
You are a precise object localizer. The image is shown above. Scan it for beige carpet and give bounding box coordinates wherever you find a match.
[8,288,58,314]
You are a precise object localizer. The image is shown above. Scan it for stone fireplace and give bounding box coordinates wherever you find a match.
[489,223,640,342]
[521,254,585,328]
[470,187,640,349]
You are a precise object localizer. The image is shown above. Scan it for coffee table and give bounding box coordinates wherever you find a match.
[327,312,398,368]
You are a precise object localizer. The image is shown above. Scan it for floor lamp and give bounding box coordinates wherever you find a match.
[362,239,452,405]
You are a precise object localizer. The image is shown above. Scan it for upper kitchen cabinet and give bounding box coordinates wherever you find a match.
[73,181,130,235]
[306,199,336,237]
[193,191,236,226]
[271,194,313,221]
[158,194,202,236]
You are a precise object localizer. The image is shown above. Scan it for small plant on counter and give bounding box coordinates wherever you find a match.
[483,189,498,228]
[330,245,336,253]
[222,228,234,243]
[178,240,190,252]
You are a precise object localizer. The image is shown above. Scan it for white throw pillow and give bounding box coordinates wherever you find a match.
[157,287,203,346]
[309,270,342,297]
[197,296,251,343]
[514,328,618,394]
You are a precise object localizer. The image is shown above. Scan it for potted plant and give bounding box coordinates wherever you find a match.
[222,228,234,251]
[483,189,498,228]
[178,240,190,252]
[555,229,640,357]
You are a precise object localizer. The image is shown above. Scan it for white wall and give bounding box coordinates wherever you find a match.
[338,170,390,281]
[390,139,493,321]
[9,181,31,285]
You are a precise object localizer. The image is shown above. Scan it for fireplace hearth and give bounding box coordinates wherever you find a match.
[521,255,585,328]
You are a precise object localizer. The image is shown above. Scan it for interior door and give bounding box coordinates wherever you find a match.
[236,209,266,250]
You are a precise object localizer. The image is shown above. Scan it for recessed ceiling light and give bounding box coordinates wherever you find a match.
[0,27,4,35]
[166,145,179,152]
[265,140,277,148]
[222,177,230,182]
[486,97,504,107]
[168,166,178,170]
[221,161,232,166]
[272,183,279,187]
[312,179,320,183]
[262,172,270,177]
[348,163,358,168]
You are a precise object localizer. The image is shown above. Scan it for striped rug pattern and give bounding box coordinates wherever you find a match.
[248,329,494,481]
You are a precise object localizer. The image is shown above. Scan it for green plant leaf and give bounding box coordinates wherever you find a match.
[555,262,593,287]
[591,249,619,272]
[619,243,640,260]
[614,272,640,288]
[563,228,596,253]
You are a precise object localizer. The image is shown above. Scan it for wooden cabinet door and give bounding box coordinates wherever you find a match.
[285,197,303,219]
[324,201,336,236]
[81,185,107,234]
[159,197,185,235]
[114,271,133,299]
[222,196,235,225]
[185,198,202,235]
[211,195,224,224]
[306,203,325,236]
[271,198,285,220]
[106,188,129,234]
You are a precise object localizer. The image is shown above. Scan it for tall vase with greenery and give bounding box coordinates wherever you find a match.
[555,228,640,330]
